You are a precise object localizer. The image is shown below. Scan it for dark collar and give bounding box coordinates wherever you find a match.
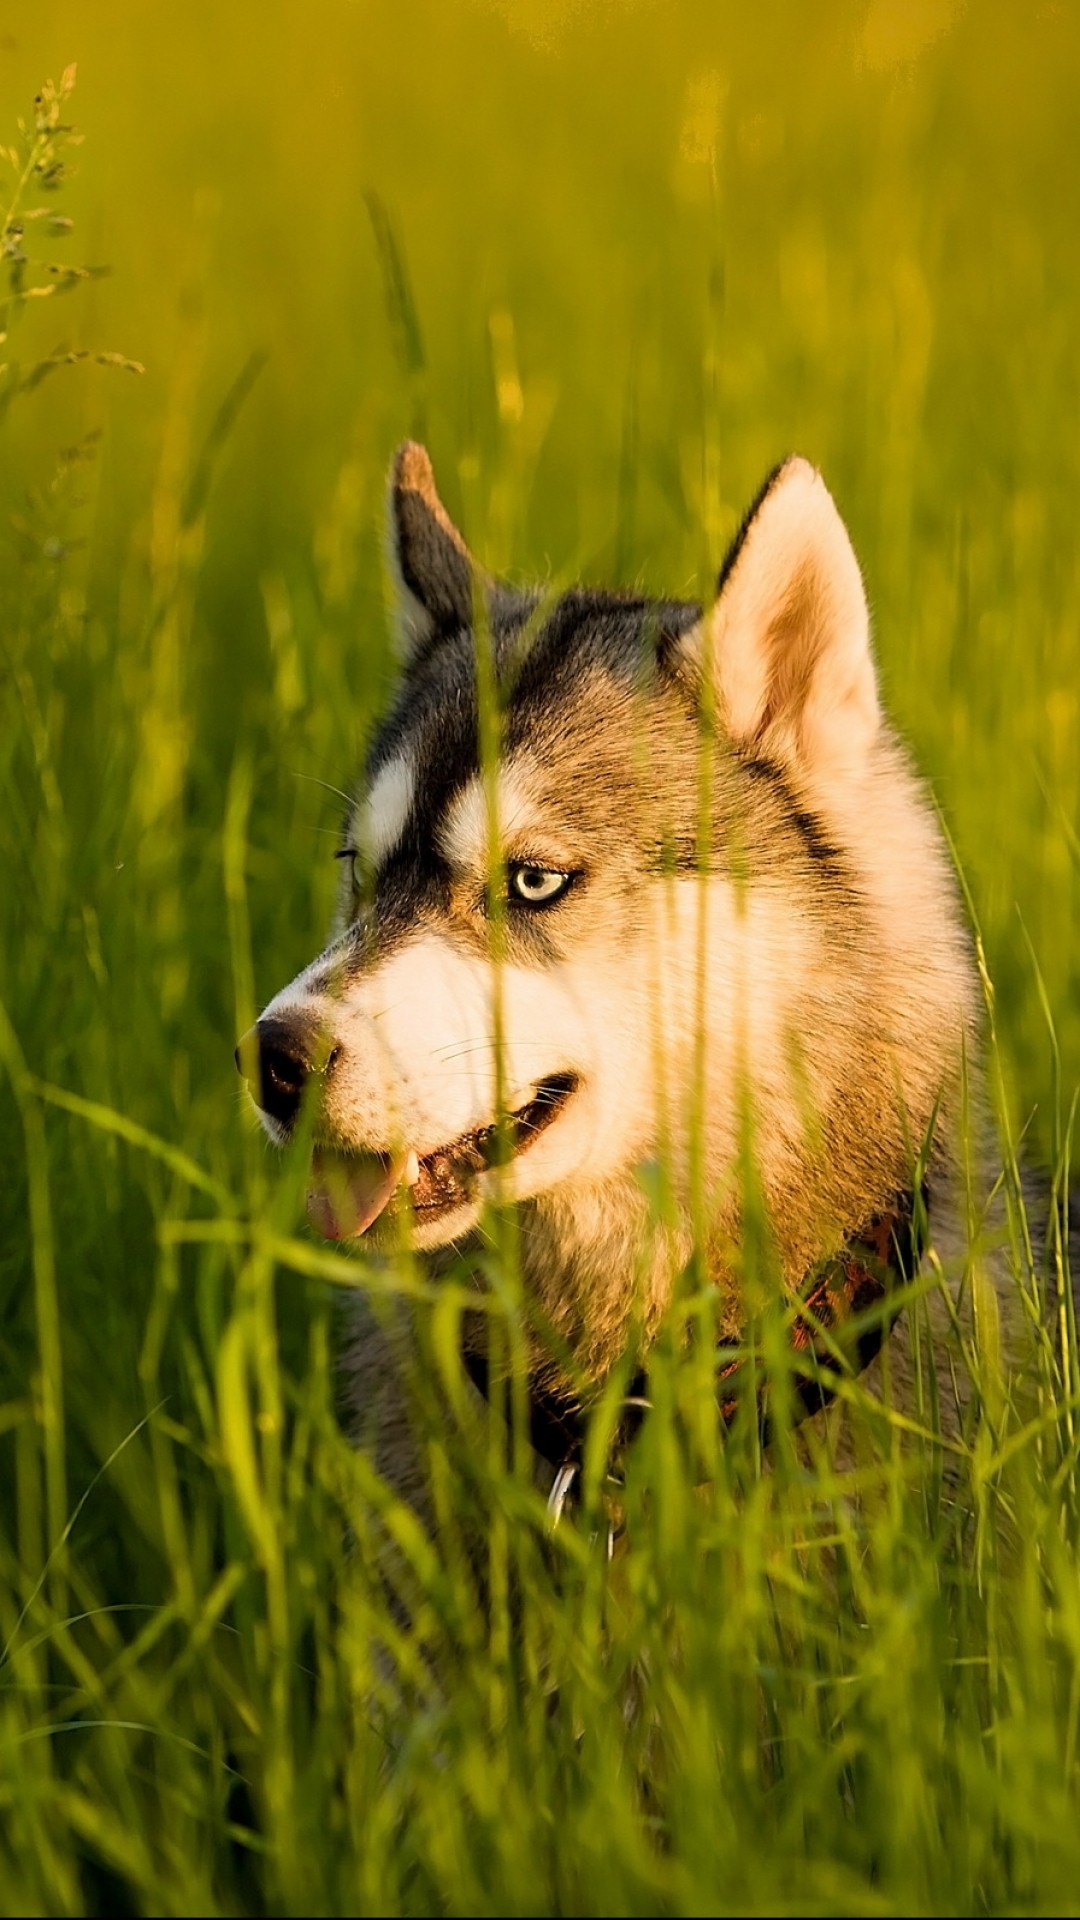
[462,1189,925,1476]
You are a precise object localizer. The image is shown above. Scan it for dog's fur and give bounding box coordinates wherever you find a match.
[242,444,1068,1501]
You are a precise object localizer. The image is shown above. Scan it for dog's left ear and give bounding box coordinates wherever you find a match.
[667,458,880,786]
[387,442,485,661]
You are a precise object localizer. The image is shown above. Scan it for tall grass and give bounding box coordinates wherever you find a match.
[1,6,1079,1912]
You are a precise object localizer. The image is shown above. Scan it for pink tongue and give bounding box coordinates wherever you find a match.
[307,1148,409,1241]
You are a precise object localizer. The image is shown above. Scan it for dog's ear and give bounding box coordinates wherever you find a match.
[387,442,484,660]
[668,458,880,785]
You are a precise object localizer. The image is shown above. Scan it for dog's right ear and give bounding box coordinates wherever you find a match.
[663,457,879,790]
[387,442,483,661]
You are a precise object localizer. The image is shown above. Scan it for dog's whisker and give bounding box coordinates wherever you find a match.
[290,769,354,809]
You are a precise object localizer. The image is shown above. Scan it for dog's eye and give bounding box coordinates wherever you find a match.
[335,846,359,885]
[509,864,573,908]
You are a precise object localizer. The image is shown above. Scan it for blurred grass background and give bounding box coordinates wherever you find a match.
[2,1,1080,1912]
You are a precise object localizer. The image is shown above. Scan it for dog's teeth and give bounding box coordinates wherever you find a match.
[403,1150,420,1186]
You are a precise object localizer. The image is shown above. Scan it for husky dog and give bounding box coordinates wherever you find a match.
[239,443,1049,1499]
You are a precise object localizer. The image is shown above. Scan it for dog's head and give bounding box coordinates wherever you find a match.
[239,442,952,1265]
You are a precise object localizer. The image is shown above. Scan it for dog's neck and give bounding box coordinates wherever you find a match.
[462,1187,927,1479]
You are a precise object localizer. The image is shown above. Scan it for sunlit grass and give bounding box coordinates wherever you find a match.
[2,9,1080,1913]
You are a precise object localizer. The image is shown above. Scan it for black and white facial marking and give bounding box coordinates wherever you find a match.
[242,445,954,1272]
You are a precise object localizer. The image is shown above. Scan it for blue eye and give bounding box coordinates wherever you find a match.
[509,865,573,907]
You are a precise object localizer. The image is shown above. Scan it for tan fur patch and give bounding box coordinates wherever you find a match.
[437,757,553,873]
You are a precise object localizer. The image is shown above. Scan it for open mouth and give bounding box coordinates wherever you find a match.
[307,1072,578,1241]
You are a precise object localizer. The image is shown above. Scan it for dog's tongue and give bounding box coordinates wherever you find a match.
[307,1147,409,1241]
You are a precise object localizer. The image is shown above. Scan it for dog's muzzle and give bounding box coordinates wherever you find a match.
[235,1012,580,1242]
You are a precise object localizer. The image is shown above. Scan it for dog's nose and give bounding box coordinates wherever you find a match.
[235,1016,315,1131]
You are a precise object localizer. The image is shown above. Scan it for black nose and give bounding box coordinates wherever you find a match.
[235,1016,314,1131]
